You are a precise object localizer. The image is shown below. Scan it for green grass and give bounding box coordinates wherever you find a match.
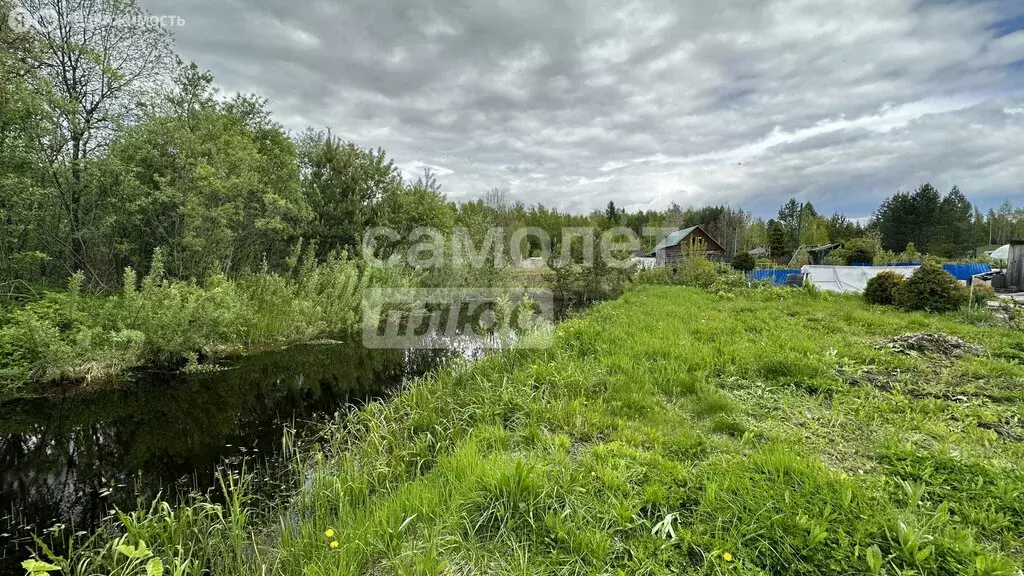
[35,285,1024,575]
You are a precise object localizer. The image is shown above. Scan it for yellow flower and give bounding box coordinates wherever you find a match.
[723,552,733,562]
[324,528,335,538]
[330,540,340,549]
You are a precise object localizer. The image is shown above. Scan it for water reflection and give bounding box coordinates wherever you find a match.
[0,343,452,568]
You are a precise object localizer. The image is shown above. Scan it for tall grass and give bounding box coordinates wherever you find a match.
[0,252,380,388]
[26,286,1024,574]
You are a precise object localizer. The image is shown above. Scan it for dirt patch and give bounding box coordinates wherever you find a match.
[876,333,983,358]
[977,420,1024,442]
[836,366,899,391]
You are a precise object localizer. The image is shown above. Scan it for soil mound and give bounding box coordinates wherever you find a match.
[877,333,982,358]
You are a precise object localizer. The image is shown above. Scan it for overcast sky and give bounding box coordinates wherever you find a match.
[140,0,1024,218]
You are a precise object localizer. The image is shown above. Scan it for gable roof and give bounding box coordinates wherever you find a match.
[651,226,699,253]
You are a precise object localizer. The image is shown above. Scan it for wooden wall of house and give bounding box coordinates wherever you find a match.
[656,230,726,264]
[688,228,726,253]
[1008,241,1024,290]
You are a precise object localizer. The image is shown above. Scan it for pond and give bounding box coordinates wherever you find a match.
[0,343,455,572]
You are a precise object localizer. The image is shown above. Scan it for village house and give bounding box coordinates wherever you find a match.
[648,226,726,266]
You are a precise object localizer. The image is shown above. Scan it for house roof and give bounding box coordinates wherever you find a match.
[650,226,699,253]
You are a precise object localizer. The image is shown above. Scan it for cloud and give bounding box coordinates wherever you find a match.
[142,0,1024,217]
[396,160,455,180]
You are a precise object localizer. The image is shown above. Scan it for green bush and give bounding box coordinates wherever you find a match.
[675,240,718,288]
[898,242,922,263]
[730,251,756,272]
[863,271,904,305]
[844,238,876,265]
[895,263,969,313]
[970,283,996,308]
[0,254,374,388]
[630,267,673,286]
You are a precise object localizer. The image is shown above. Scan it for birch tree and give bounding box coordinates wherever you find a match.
[17,0,174,279]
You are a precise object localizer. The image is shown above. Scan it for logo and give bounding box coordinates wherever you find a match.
[7,6,32,32]
[362,288,554,350]
[6,5,58,33]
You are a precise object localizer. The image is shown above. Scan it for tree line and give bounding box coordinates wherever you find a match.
[2,0,1022,295]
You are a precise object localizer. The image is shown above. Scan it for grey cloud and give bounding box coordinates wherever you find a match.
[143,0,1024,216]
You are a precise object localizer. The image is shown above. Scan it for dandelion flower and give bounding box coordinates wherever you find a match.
[330,540,340,549]
[723,552,733,562]
[324,528,335,538]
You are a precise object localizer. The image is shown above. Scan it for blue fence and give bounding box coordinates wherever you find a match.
[942,263,991,283]
[751,269,802,286]
[852,262,920,267]
[752,264,990,285]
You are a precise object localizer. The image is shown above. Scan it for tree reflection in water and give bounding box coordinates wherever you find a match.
[0,344,453,569]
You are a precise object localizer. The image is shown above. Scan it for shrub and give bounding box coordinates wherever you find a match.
[898,242,922,264]
[895,263,969,313]
[0,254,375,388]
[875,249,899,266]
[824,249,847,265]
[630,267,673,286]
[675,240,718,288]
[844,238,876,265]
[863,271,904,305]
[970,283,996,308]
[731,251,756,272]
[711,270,750,293]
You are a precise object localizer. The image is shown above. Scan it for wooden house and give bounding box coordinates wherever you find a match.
[649,226,726,265]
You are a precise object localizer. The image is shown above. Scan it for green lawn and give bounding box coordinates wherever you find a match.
[53,286,1024,575]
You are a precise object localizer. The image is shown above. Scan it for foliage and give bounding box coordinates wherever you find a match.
[844,237,878,265]
[0,4,53,283]
[896,263,969,313]
[545,230,633,316]
[35,287,1024,575]
[864,271,905,305]
[986,201,1024,245]
[731,251,756,272]
[766,218,788,258]
[16,0,176,280]
[297,130,406,259]
[630,267,673,286]
[898,242,923,264]
[672,239,719,288]
[874,184,986,257]
[372,170,457,260]
[107,68,310,279]
[0,254,371,388]
[969,283,996,308]
[0,0,1021,389]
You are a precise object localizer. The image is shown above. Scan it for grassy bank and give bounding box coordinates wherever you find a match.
[32,285,1024,575]
[0,254,387,389]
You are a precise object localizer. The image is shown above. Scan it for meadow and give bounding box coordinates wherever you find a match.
[27,285,1024,575]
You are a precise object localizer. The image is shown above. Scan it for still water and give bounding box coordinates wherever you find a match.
[0,343,453,570]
